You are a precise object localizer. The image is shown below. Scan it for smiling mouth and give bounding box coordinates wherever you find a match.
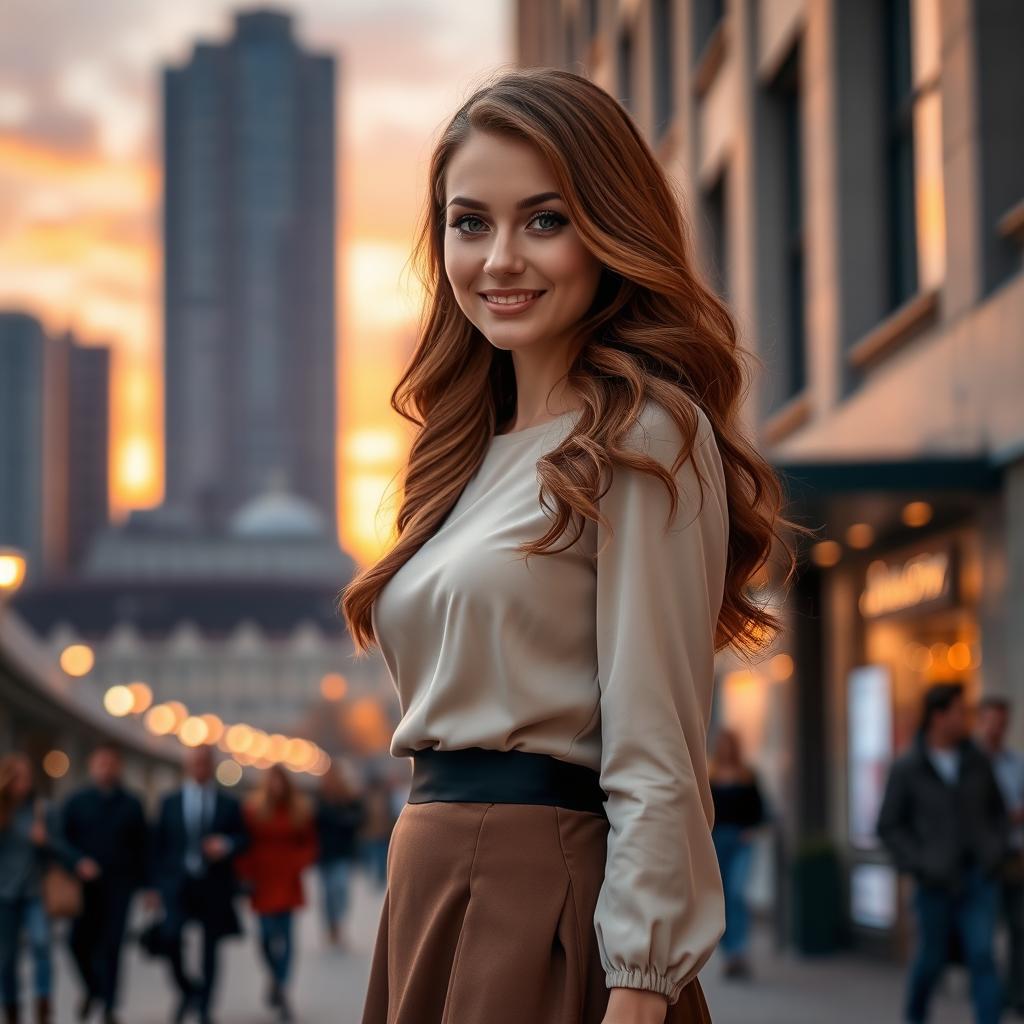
[479,290,546,307]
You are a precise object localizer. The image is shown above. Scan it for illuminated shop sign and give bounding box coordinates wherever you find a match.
[859,547,955,620]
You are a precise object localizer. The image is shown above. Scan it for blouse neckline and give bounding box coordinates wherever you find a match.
[490,408,582,446]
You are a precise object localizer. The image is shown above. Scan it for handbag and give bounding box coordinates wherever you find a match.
[41,862,83,918]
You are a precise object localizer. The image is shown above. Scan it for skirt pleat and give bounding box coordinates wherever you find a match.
[360,801,712,1024]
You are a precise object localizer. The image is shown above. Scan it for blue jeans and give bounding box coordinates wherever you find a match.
[258,912,293,987]
[361,837,389,890]
[713,825,754,956]
[0,897,52,1003]
[319,859,353,929]
[906,867,1003,1024]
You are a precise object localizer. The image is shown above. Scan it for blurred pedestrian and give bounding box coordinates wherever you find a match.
[314,760,367,950]
[359,773,395,891]
[877,682,1008,1024]
[709,728,765,980]
[61,743,148,1024]
[237,765,318,1022]
[150,745,247,1024]
[0,753,74,1024]
[978,695,1024,1017]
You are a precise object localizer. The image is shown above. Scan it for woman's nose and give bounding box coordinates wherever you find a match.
[483,230,525,276]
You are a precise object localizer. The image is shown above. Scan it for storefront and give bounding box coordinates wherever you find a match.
[721,456,1007,955]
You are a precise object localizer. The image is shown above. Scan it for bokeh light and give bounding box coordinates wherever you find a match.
[179,716,210,747]
[215,760,243,787]
[60,644,95,677]
[902,501,933,527]
[103,685,135,717]
[810,540,842,568]
[320,673,348,701]
[0,549,28,594]
[144,704,177,736]
[127,681,153,714]
[42,750,70,779]
[200,714,225,745]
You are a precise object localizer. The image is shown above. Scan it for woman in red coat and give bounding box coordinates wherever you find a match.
[237,765,318,1022]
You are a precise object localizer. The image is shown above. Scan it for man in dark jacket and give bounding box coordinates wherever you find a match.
[150,745,247,1024]
[62,742,148,1024]
[877,682,1009,1024]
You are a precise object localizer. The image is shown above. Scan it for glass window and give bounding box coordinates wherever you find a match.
[885,0,944,308]
[652,0,675,138]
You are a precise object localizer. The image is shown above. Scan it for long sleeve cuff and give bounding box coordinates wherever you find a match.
[606,966,680,1002]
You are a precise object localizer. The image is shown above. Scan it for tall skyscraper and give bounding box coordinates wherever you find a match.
[163,8,337,531]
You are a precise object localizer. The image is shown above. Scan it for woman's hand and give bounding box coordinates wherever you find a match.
[600,986,669,1024]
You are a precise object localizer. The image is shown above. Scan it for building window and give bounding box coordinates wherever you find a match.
[884,0,944,310]
[693,0,724,60]
[618,24,634,113]
[701,169,728,300]
[974,2,1024,292]
[652,0,675,139]
[761,45,806,406]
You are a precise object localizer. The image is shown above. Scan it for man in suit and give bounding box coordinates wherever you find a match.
[150,745,247,1024]
[62,743,148,1024]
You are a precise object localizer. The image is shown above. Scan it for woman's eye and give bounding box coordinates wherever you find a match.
[450,214,487,234]
[529,210,567,231]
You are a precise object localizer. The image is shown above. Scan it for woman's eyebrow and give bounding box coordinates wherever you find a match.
[445,191,563,211]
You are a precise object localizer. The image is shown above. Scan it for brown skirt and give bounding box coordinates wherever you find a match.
[360,800,713,1024]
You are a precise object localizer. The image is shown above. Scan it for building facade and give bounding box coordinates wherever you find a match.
[518,0,1024,952]
[0,313,46,579]
[0,315,109,582]
[163,9,338,531]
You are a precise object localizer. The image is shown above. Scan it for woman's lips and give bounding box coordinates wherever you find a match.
[479,290,545,316]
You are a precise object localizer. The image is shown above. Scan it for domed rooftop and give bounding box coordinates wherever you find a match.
[229,471,327,539]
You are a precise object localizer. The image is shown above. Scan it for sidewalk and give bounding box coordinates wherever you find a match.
[41,869,980,1023]
[701,930,974,1024]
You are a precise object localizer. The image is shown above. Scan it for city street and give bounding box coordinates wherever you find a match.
[37,867,975,1024]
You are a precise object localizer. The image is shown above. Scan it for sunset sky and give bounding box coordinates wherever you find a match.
[0,0,511,564]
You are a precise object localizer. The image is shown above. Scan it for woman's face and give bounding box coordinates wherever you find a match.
[443,130,603,357]
[268,767,288,804]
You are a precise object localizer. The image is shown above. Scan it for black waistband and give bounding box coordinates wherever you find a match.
[407,746,608,817]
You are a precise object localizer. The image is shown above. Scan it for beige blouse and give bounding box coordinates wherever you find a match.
[371,396,729,1004]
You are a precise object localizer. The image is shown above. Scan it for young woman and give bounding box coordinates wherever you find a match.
[236,765,318,1022]
[314,761,366,950]
[0,754,71,1024]
[341,68,794,1024]
[709,728,767,980]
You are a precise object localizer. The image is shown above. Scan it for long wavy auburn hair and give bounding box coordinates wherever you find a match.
[340,67,800,658]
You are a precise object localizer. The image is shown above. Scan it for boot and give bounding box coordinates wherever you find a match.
[34,997,50,1024]
[4,1004,17,1024]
